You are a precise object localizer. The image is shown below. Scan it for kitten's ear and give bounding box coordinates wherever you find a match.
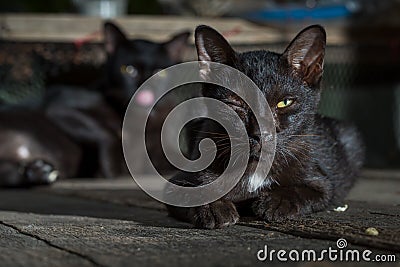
[163,31,191,62]
[195,25,237,73]
[104,21,129,54]
[282,25,326,87]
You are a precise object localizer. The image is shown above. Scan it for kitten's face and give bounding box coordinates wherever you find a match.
[195,25,326,163]
[104,22,190,106]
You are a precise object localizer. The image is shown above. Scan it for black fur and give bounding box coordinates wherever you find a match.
[44,22,190,177]
[44,86,123,178]
[0,21,190,185]
[101,21,190,174]
[102,21,191,115]
[167,25,364,228]
[0,109,81,187]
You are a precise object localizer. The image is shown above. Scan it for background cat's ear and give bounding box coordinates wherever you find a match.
[163,31,191,62]
[104,21,129,54]
[282,25,326,87]
[195,25,237,72]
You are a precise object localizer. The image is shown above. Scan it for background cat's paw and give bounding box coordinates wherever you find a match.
[191,200,239,229]
[24,160,59,185]
[253,190,301,222]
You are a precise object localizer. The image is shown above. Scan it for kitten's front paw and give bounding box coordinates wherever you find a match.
[191,200,239,229]
[253,189,301,222]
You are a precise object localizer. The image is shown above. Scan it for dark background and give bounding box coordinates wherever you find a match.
[0,0,399,169]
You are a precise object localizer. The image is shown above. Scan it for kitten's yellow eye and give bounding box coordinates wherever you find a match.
[120,65,127,73]
[277,99,294,108]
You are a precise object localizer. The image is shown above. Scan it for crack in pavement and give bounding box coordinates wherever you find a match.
[0,220,107,267]
[369,211,400,217]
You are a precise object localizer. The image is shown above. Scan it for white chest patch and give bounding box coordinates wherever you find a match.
[247,174,273,192]
[17,146,30,159]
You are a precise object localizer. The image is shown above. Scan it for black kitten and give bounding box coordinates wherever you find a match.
[102,21,190,174]
[102,21,190,115]
[0,22,190,185]
[44,86,123,178]
[167,25,364,229]
[45,22,190,177]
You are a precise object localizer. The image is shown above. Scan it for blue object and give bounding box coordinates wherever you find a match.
[244,4,352,21]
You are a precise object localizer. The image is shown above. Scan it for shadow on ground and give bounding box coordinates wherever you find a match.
[0,189,191,229]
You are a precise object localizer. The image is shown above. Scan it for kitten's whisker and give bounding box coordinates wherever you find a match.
[286,149,310,160]
[194,136,229,141]
[287,142,312,154]
[215,139,231,145]
[286,145,310,158]
[289,134,321,138]
[282,148,305,167]
[279,150,290,166]
[217,147,232,158]
[194,130,228,136]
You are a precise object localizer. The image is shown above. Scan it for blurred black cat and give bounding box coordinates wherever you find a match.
[45,21,190,177]
[0,21,190,186]
[167,25,364,228]
[0,51,82,187]
[102,22,191,174]
[0,109,81,187]
[101,21,191,116]
[44,86,123,178]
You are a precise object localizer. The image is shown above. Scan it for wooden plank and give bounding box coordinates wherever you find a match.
[0,189,169,223]
[0,13,283,44]
[38,174,400,209]
[347,177,400,204]
[0,223,94,267]
[0,185,399,266]
[1,13,394,45]
[34,177,400,253]
[362,169,400,181]
[2,210,397,267]
[240,201,400,253]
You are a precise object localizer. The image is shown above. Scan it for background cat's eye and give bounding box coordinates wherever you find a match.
[120,64,138,78]
[277,98,294,109]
